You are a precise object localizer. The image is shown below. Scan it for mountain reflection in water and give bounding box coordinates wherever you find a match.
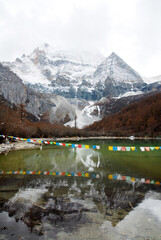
[0,140,161,239]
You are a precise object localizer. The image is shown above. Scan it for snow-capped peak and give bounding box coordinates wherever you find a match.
[93,51,143,85]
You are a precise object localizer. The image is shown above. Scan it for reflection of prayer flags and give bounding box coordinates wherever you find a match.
[117,174,122,180]
[145,179,150,184]
[122,147,126,151]
[150,147,155,150]
[113,146,117,151]
[156,181,160,185]
[108,146,113,151]
[72,144,75,148]
[85,145,89,149]
[140,147,145,151]
[96,146,100,149]
[145,147,150,151]
[151,180,155,184]
[126,176,131,181]
[92,145,96,149]
[85,173,89,177]
[121,176,126,180]
[108,174,113,179]
[141,178,145,183]
[126,147,130,151]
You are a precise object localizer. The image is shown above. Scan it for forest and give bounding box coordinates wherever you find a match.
[0,92,161,138]
[85,92,161,137]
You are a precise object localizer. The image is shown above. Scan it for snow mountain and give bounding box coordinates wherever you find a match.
[5,43,161,128]
[3,43,146,100]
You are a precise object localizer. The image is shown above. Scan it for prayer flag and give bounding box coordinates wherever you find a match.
[122,147,126,151]
[108,146,113,151]
[140,147,145,151]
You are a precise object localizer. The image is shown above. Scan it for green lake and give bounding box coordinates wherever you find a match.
[0,139,161,239]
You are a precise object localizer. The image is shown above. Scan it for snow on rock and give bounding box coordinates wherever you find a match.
[3,44,146,100]
[65,102,101,129]
[94,52,143,84]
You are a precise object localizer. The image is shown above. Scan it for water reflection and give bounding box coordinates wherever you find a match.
[0,140,161,239]
[0,174,160,239]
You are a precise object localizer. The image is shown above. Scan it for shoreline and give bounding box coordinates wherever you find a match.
[0,135,160,155]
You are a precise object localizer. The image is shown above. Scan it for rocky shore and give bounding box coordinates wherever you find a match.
[0,141,39,154]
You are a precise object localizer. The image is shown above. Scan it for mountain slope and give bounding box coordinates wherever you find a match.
[85,92,161,137]
[94,52,145,97]
[3,44,146,100]
[0,63,79,124]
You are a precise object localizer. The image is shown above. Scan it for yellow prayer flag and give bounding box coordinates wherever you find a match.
[85,173,89,177]
[131,147,135,151]
[108,146,113,151]
[85,145,89,149]
[155,147,160,150]
[108,174,113,179]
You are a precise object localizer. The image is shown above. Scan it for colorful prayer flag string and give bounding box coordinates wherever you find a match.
[0,170,160,186]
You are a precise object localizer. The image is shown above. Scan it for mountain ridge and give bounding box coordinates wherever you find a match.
[3,43,147,100]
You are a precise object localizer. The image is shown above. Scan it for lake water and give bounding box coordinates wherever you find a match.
[0,139,161,239]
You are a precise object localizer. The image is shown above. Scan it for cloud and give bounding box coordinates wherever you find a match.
[0,0,161,76]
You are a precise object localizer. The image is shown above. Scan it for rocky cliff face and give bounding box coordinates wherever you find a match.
[94,52,146,97]
[0,63,77,123]
[3,44,146,100]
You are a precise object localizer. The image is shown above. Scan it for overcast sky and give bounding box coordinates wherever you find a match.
[0,0,161,77]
